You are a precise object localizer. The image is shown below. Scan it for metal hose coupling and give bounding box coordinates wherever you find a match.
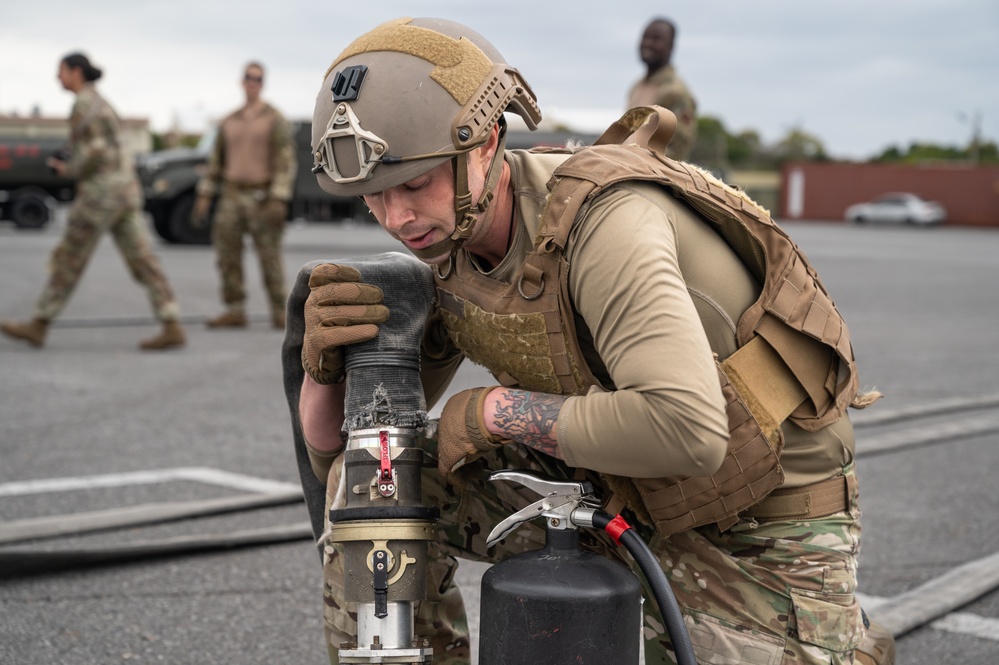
[328,252,437,664]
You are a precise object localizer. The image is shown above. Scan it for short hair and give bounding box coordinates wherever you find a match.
[61,52,102,82]
[245,61,265,76]
[647,17,677,38]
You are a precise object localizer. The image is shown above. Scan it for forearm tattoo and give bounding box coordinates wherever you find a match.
[491,389,566,459]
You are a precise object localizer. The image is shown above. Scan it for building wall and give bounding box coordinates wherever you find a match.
[779,161,999,227]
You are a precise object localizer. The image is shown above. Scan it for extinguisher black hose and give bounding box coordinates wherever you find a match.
[592,510,698,665]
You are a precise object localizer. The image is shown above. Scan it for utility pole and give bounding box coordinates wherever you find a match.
[957,110,982,164]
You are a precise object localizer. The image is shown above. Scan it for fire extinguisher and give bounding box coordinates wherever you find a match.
[479,470,698,665]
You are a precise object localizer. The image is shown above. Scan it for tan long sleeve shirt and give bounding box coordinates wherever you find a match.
[197,102,296,201]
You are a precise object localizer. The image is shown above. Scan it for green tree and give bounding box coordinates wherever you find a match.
[691,116,818,169]
[690,116,730,171]
[687,116,996,167]
[871,140,998,164]
[774,127,828,162]
[728,129,765,167]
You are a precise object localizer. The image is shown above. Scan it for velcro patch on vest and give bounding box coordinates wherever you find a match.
[439,296,563,394]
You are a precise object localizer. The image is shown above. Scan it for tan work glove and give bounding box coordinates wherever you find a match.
[262,198,288,227]
[191,194,213,227]
[302,263,390,384]
[437,386,511,486]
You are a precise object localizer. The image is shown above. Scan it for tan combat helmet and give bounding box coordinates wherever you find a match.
[312,16,542,263]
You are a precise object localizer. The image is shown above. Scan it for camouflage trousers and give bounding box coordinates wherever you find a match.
[211,187,285,317]
[321,437,865,665]
[35,184,179,322]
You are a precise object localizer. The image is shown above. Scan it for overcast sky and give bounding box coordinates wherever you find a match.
[2,1,996,160]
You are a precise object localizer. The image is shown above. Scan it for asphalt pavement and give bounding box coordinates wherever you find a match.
[1,211,997,664]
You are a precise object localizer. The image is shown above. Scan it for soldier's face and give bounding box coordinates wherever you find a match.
[361,125,500,266]
[57,62,80,92]
[243,67,264,101]
[362,160,458,264]
[640,22,674,68]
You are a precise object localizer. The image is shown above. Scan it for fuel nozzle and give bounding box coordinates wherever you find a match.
[328,426,437,664]
[323,252,438,664]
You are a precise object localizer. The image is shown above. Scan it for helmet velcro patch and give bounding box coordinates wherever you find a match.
[327,18,493,106]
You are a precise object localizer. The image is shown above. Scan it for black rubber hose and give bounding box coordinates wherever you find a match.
[340,252,437,432]
[592,510,697,665]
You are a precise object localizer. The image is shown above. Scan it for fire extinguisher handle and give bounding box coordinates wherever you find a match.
[485,470,600,547]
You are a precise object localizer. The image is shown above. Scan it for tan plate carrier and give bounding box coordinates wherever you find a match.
[435,106,868,535]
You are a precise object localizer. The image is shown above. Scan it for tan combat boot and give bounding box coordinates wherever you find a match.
[140,321,186,350]
[206,311,248,328]
[855,620,895,665]
[272,310,286,329]
[1,319,49,348]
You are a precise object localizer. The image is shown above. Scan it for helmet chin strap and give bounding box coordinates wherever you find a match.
[409,125,509,266]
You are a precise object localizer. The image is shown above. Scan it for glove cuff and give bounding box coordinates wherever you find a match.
[465,386,510,451]
[302,348,343,385]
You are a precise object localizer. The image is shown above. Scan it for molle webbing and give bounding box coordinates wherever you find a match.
[619,360,787,535]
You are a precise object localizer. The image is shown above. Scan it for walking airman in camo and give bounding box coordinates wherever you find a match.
[1,52,184,351]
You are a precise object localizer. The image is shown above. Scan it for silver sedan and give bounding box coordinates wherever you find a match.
[844,192,947,225]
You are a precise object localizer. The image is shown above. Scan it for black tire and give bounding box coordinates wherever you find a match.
[167,192,212,245]
[151,209,177,243]
[10,194,50,229]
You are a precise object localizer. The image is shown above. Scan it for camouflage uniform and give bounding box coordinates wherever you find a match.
[321,438,863,665]
[35,85,179,323]
[197,103,296,320]
[627,65,698,161]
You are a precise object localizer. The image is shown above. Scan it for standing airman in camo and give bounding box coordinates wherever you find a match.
[627,17,698,161]
[194,62,296,330]
[1,52,185,351]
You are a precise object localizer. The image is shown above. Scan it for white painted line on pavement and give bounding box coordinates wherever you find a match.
[0,466,301,497]
[172,467,302,494]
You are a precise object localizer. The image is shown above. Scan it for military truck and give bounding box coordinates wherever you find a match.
[136,121,599,245]
[136,121,369,244]
[0,135,75,229]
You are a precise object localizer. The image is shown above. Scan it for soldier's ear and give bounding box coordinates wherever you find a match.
[474,125,502,170]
